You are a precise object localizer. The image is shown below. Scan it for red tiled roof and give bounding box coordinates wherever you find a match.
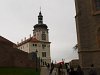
[31,37,39,42]
[17,37,39,46]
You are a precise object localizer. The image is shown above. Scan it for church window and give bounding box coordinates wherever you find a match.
[39,17,42,20]
[42,44,46,49]
[43,62,44,66]
[42,31,45,34]
[48,45,50,47]
[27,44,28,47]
[42,52,46,57]
[42,34,46,40]
[45,62,47,65]
[35,44,37,46]
[33,44,37,47]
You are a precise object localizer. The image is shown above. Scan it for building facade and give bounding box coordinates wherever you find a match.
[75,0,100,74]
[17,11,51,65]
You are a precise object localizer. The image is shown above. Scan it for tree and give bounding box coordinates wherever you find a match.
[73,44,78,51]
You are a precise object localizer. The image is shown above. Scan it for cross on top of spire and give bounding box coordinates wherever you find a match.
[38,7,43,24]
[39,6,42,16]
[34,7,48,29]
[40,6,41,12]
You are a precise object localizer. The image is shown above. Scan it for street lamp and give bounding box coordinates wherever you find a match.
[35,49,38,72]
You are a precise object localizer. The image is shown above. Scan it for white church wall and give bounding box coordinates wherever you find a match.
[18,43,30,53]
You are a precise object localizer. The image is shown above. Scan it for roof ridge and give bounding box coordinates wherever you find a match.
[0,36,16,45]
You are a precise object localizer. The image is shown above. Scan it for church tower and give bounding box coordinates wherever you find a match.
[33,11,49,42]
[33,11,51,65]
[17,10,51,65]
[33,11,51,64]
[75,0,100,73]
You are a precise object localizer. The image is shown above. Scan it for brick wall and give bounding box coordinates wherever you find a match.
[0,43,39,69]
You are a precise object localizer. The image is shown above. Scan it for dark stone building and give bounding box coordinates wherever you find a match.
[0,36,39,68]
[75,0,100,74]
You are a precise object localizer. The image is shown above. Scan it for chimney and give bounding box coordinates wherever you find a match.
[30,34,31,38]
[17,42,19,44]
[21,39,23,42]
[24,37,26,41]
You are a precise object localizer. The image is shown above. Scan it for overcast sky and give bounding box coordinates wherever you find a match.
[0,0,78,62]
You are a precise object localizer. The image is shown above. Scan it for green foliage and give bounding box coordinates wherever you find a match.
[73,44,78,50]
[0,67,40,75]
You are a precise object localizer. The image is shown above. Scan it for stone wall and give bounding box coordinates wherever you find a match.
[75,0,100,68]
[0,43,38,69]
[82,68,100,75]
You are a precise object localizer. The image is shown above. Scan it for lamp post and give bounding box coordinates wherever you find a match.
[35,49,38,72]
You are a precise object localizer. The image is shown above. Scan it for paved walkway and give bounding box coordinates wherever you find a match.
[40,67,57,75]
[40,66,68,75]
[40,67,49,75]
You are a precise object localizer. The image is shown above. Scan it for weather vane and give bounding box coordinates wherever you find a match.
[40,6,41,12]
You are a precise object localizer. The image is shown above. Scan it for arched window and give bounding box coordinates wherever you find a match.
[97,28,100,47]
[41,31,46,40]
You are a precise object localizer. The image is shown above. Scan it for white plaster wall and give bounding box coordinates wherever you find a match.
[34,28,49,42]
[18,43,30,53]
[17,42,51,63]
[29,42,51,63]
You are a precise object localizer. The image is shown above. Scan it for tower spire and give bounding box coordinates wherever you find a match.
[38,7,43,24]
[40,6,41,12]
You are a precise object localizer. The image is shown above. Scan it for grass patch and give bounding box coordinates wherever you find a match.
[0,67,40,75]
